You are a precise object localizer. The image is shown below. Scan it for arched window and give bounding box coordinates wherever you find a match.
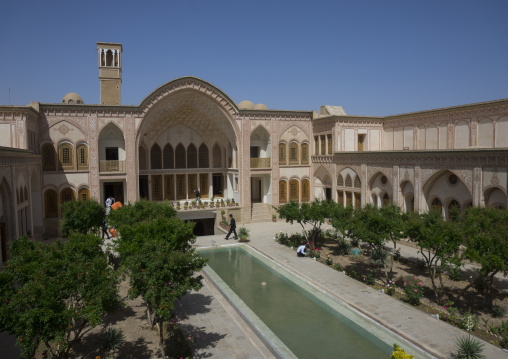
[289,143,299,164]
[212,144,221,168]
[382,193,390,207]
[279,143,287,165]
[163,144,174,169]
[301,179,310,202]
[76,144,88,170]
[345,175,352,187]
[187,144,197,168]
[289,179,299,202]
[151,144,162,169]
[78,188,90,201]
[279,180,287,203]
[44,189,58,218]
[301,143,309,165]
[23,187,28,202]
[175,144,186,169]
[198,144,209,168]
[139,146,147,170]
[431,198,442,213]
[337,174,344,186]
[354,176,361,189]
[60,187,75,216]
[58,143,74,170]
[42,143,56,171]
[16,188,20,204]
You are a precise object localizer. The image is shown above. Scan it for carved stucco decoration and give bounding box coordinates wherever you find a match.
[88,117,99,199]
[421,168,473,194]
[336,165,362,179]
[367,166,393,186]
[42,118,88,141]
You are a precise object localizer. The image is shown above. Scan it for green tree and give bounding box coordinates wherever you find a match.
[458,207,508,308]
[379,204,406,250]
[0,234,121,359]
[405,210,463,305]
[107,199,176,228]
[60,199,105,235]
[276,200,332,248]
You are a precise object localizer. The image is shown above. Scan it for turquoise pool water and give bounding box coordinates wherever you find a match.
[200,245,427,359]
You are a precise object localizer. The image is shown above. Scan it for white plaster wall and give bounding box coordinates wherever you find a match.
[478,119,494,147]
[280,167,310,180]
[483,168,507,193]
[314,177,325,200]
[339,167,360,181]
[370,175,393,198]
[418,126,426,149]
[345,129,355,151]
[43,173,89,190]
[496,117,508,147]
[439,124,448,149]
[404,127,413,150]
[454,121,469,149]
[427,125,438,149]
[394,128,403,150]
[487,188,506,208]
[370,129,379,150]
[384,128,394,150]
[425,173,471,208]
[0,124,11,147]
[399,167,415,184]
[156,124,204,148]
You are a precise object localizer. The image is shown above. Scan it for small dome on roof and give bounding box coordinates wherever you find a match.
[238,100,255,110]
[62,93,84,105]
[253,103,268,110]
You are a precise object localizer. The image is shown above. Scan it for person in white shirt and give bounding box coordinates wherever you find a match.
[105,196,112,215]
[297,244,309,257]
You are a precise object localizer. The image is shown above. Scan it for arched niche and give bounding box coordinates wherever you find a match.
[98,123,126,167]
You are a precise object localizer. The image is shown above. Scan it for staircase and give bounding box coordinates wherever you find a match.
[251,203,272,223]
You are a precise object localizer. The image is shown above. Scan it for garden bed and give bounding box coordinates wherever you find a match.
[275,232,508,350]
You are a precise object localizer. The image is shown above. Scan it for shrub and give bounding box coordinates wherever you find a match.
[459,309,478,332]
[363,267,376,285]
[370,248,388,268]
[332,262,343,271]
[448,265,462,282]
[335,236,351,255]
[403,277,424,305]
[308,246,321,259]
[238,227,250,242]
[103,327,125,355]
[386,280,397,296]
[491,304,506,319]
[276,232,305,248]
[390,344,413,359]
[453,335,485,359]
[393,247,402,262]
[325,253,333,265]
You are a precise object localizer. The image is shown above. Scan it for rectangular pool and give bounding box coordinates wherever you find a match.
[199,245,431,359]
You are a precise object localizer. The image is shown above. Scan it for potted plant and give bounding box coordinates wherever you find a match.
[184,204,188,210]
[272,214,277,222]
[176,202,181,210]
[238,227,250,242]
[215,201,220,208]
[191,200,196,208]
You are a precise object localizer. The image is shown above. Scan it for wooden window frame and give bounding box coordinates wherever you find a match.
[279,143,287,165]
[289,179,299,202]
[199,173,209,198]
[151,144,162,170]
[176,174,186,199]
[301,179,310,202]
[279,180,287,203]
[151,175,163,201]
[289,143,299,164]
[187,144,197,169]
[327,134,332,154]
[44,189,58,218]
[42,143,56,171]
[60,188,75,216]
[164,174,175,201]
[314,136,319,155]
[76,144,89,170]
[78,188,90,201]
[301,143,309,164]
[188,174,197,199]
[58,143,74,170]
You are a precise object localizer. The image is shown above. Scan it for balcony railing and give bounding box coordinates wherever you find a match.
[250,157,271,169]
[100,160,125,172]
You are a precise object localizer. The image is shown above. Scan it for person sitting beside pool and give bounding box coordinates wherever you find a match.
[297,244,309,257]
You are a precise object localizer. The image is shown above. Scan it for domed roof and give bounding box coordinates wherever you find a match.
[62,93,84,105]
[237,100,254,110]
[253,103,268,110]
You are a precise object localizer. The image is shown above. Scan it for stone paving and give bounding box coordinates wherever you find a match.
[185,221,508,359]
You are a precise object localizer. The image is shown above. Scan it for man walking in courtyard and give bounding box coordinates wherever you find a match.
[225,214,237,240]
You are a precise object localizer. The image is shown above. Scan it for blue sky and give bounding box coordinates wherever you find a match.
[1,0,507,116]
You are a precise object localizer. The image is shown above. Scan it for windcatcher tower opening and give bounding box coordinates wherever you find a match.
[97,42,122,105]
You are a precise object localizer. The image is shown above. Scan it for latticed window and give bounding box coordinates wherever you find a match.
[320,135,326,155]
[346,192,353,207]
[301,179,310,202]
[431,198,442,212]
[164,175,175,200]
[139,146,147,170]
[327,134,332,154]
[60,188,75,215]
[199,144,209,168]
[289,143,299,164]
[152,175,162,201]
[354,193,361,209]
[187,144,197,169]
[337,174,344,186]
[289,180,299,202]
[199,174,209,198]
[188,174,197,198]
[163,144,174,169]
[301,143,309,164]
[358,134,365,151]
[176,174,186,199]
[383,193,390,207]
[354,176,361,188]
[42,144,56,171]
[78,188,90,201]
[175,144,186,168]
[279,143,287,165]
[345,175,352,187]
[279,180,287,203]
[44,189,58,218]
[338,191,344,207]
[314,136,319,155]
[77,144,88,170]
[58,143,73,170]
[151,144,162,169]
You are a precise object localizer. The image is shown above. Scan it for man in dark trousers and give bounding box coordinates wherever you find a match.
[225,214,238,240]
